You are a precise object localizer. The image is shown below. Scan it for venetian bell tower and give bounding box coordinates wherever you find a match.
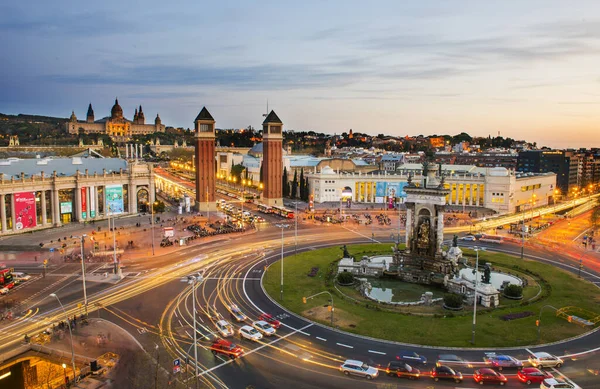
[194,107,216,211]
[262,110,283,206]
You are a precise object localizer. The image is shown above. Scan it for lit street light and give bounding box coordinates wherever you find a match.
[148,200,158,256]
[77,235,88,315]
[275,224,290,301]
[471,246,485,344]
[50,293,77,383]
[181,273,204,389]
[303,291,334,326]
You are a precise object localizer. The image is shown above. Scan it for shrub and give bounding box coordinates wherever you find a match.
[504,284,523,298]
[500,311,533,321]
[443,293,463,309]
[337,272,354,284]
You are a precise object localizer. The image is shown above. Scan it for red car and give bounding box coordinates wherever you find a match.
[473,368,507,385]
[258,313,281,329]
[517,367,553,385]
[209,339,244,360]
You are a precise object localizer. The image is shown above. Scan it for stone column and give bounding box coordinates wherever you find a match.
[462,184,467,208]
[129,184,137,214]
[75,184,82,222]
[139,144,143,159]
[52,188,61,227]
[405,205,412,253]
[475,185,480,206]
[10,193,16,231]
[86,186,92,219]
[125,144,129,159]
[41,190,47,225]
[437,207,444,254]
[0,194,6,233]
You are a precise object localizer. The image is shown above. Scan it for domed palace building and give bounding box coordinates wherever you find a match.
[66,98,166,141]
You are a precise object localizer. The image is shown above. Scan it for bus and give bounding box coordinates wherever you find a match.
[272,206,295,219]
[257,204,273,214]
[479,234,504,244]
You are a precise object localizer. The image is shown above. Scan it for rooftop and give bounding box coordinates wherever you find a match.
[0,157,128,179]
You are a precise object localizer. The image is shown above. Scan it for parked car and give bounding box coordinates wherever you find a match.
[229,304,247,322]
[339,359,379,380]
[386,361,420,379]
[473,368,507,385]
[540,378,576,389]
[396,350,427,365]
[258,313,281,329]
[209,339,243,359]
[483,353,523,370]
[517,367,553,385]
[252,320,276,336]
[430,365,463,383]
[528,352,563,368]
[215,320,234,337]
[437,354,471,368]
[239,325,263,342]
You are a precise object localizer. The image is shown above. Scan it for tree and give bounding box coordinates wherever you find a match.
[591,201,600,232]
[443,293,463,309]
[291,169,298,198]
[337,272,354,284]
[282,166,289,197]
[153,201,166,213]
[503,284,523,298]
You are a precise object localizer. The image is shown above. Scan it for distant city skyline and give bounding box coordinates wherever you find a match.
[1,1,599,150]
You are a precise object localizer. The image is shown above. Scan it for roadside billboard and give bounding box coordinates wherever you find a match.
[81,187,87,219]
[105,185,124,214]
[375,182,386,197]
[14,192,37,230]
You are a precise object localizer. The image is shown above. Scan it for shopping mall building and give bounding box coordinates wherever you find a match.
[0,157,155,236]
[306,164,557,215]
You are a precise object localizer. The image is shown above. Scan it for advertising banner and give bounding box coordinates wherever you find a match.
[386,182,400,199]
[105,185,124,214]
[398,182,408,198]
[81,187,87,219]
[89,186,96,218]
[375,182,386,197]
[60,202,72,214]
[14,192,37,230]
[375,196,385,203]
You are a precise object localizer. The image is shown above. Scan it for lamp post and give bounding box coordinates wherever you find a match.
[148,201,157,256]
[110,206,118,274]
[291,201,299,257]
[50,293,76,383]
[241,180,245,230]
[181,274,203,389]
[537,305,558,342]
[470,246,485,344]
[303,291,334,326]
[276,224,289,301]
[79,235,88,315]
[62,363,67,385]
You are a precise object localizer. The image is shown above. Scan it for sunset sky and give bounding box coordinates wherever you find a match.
[1,1,599,149]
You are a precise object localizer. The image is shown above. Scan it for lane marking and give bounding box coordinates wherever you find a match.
[316,337,327,342]
[368,350,386,355]
[525,348,535,356]
[551,367,582,388]
[336,342,354,349]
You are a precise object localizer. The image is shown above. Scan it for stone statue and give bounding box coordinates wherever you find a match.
[482,263,492,284]
[416,219,430,251]
[341,244,351,259]
[452,235,458,248]
[407,172,413,186]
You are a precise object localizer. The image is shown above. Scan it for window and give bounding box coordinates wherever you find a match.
[200,124,211,132]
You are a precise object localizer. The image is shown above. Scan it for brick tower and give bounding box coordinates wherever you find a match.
[194,107,216,211]
[262,110,283,206]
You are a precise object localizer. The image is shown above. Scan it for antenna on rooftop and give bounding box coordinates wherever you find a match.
[262,99,269,117]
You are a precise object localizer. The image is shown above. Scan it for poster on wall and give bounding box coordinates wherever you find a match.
[375,182,386,197]
[89,186,96,218]
[398,182,408,198]
[375,196,385,203]
[81,187,87,219]
[14,192,37,230]
[386,182,400,199]
[60,202,72,214]
[105,185,124,214]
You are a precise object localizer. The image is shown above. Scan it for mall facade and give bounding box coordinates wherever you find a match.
[0,157,155,236]
[306,165,557,215]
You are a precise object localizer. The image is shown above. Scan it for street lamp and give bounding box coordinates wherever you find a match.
[275,224,290,301]
[291,201,299,257]
[78,234,88,315]
[50,293,76,383]
[62,363,67,385]
[181,273,203,389]
[148,200,158,256]
[471,246,485,344]
[537,305,558,342]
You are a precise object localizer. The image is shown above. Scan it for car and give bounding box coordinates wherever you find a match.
[0,287,8,295]
[528,352,563,368]
[473,368,507,385]
[209,338,243,359]
[460,235,477,241]
[396,350,427,365]
[13,272,31,282]
[483,353,523,370]
[339,359,379,380]
[229,304,247,322]
[386,361,420,379]
[252,320,276,336]
[437,354,471,368]
[239,325,263,342]
[258,313,281,329]
[4,282,15,290]
[215,320,234,337]
[430,365,463,383]
[496,225,504,230]
[540,378,576,389]
[517,367,553,385]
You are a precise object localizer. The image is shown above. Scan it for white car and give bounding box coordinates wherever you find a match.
[339,359,379,380]
[229,304,247,322]
[0,287,9,295]
[239,325,263,341]
[540,378,576,389]
[215,320,234,337]
[252,320,276,336]
[13,272,31,282]
[459,235,476,241]
[528,352,563,368]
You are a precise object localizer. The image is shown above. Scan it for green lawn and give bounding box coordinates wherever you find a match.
[263,244,600,347]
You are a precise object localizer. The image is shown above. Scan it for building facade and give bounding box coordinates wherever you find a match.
[261,111,284,206]
[66,99,166,141]
[194,107,216,210]
[0,157,154,235]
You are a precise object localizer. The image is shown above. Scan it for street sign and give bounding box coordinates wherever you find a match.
[173,358,181,374]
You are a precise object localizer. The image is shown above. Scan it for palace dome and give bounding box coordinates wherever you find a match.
[111,98,123,119]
